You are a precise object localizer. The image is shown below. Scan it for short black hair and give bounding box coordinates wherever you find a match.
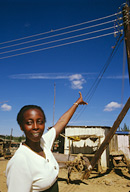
[17,105,46,126]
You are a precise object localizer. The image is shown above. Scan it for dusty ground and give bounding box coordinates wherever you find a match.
[1,157,130,192]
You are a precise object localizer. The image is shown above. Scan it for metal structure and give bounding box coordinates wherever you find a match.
[53,152,91,183]
[0,138,19,159]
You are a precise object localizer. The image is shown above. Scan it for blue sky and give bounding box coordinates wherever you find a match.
[0,0,129,136]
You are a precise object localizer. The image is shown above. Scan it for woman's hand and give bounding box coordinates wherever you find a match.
[54,91,88,138]
[75,91,88,105]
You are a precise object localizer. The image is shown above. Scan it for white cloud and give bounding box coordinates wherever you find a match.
[104,75,129,79]
[10,73,86,90]
[69,74,82,81]
[69,74,86,89]
[104,101,122,112]
[10,73,70,80]
[1,104,12,111]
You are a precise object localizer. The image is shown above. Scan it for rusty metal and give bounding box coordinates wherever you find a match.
[53,152,91,182]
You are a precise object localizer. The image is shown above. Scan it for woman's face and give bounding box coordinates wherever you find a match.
[21,108,45,143]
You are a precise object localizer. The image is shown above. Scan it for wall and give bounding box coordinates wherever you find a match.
[64,126,110,171]
[117,135,130,159]
[110,134,130,160]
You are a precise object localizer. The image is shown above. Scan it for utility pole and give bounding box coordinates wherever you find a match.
[53,83,56,126]
[122,3,130,82]
[10,128,13,141]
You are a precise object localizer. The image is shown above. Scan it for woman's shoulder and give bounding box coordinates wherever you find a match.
[7,145,26,164]
[7,144,31,168]
[41,128,56,149]
[6,145,32,179]
[43,127,56,140]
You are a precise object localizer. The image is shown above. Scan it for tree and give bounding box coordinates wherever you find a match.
[121,123,130,132]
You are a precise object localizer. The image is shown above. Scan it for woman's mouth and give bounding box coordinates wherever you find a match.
[32,133,40,137]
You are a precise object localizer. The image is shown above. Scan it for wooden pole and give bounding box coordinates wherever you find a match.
[122,3,130,82]
[53,83,56,126]
[10,128,13,141]
[83,97,130,179]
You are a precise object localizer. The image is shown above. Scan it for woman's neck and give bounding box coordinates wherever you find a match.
[23,139,46,158]
[24,140,42,153]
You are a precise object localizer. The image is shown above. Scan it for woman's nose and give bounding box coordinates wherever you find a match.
[33,122,39,130]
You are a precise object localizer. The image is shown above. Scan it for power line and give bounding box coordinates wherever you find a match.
[85,37,123,102]
[72,34,123,122]
[0,12,120,46]
[88,35,123,100]
[0,25,120,55]
[87,41,123,103]
[0,31,120,60]
[0,18,120,50]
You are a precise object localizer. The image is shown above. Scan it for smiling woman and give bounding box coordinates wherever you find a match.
[17,105,46,145]
[6,92,88,192]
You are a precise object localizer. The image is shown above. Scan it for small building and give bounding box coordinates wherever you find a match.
[0,136,20,158]
[110,131,130,160]
[52,125,130,171]
[64,125,111,172]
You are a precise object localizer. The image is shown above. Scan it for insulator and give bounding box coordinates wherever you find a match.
[121,29,123,34]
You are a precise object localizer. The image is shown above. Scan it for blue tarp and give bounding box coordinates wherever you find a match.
[115,131,130,135]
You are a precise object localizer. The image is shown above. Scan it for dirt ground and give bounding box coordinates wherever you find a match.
[1,157,130,192]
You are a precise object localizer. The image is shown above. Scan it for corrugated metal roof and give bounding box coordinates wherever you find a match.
[66,125,111,129]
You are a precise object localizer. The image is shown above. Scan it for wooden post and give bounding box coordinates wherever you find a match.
[122,3,130,82]
[53,83,56,126]
[83,97,130,179]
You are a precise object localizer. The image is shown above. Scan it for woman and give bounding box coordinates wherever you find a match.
[6,92,87,192]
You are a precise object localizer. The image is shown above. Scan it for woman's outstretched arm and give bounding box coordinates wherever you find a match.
[54,92,88,138]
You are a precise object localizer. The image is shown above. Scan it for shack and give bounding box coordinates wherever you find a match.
[63,125,111,172]
[110,131,130,160]
[0,136,20,159]
[51,125,130,171]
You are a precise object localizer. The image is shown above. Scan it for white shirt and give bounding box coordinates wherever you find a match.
[6,128,59,192]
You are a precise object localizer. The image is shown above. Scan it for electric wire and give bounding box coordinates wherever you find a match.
[71,3,128,122]
[0,25,119,55]
[0,31,119,60]
[88,41,123,103]
[0,17,123,58]
[0,4,127,126]
[73,36,123,122]
[0,12,120,46]
[72,33,123,122]
[0,18,120,50]
[86,36,123,102]
[0,6,125,122]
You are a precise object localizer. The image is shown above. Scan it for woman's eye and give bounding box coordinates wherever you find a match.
[37,120,43,124]
[26,121,32,125]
